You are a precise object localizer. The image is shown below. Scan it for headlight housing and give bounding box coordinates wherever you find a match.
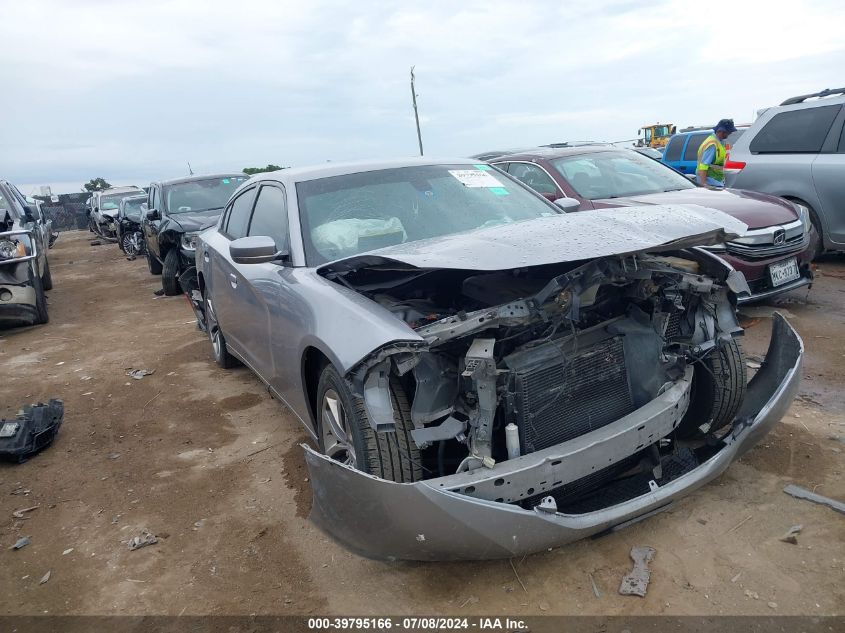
[181,232,199,251]
[793,203,810,235]
[0,238,27,260]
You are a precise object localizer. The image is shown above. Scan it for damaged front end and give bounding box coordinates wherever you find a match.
[305,249,802,560]
[0,227,42,327]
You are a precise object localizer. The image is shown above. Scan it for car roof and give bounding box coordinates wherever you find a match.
[487,145,623,162]
[246,157,482,186]
[100,186,144,195]
[154,173,247,187]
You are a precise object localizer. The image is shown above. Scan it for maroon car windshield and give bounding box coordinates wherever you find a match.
[552,151,695,200]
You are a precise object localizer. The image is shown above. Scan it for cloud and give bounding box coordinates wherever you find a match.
[1,0,842,191]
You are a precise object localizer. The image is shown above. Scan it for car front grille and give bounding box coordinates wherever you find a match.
[511,337,635,454]
[726,233,807,260]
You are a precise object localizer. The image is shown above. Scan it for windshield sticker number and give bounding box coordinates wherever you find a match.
[449,169,505,188]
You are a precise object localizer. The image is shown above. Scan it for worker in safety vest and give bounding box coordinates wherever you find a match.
[696,118,737,188]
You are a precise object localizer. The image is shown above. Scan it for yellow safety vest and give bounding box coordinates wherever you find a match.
[697,134,727,183]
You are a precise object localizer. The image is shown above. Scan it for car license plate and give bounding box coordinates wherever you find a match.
[769,257,800,287]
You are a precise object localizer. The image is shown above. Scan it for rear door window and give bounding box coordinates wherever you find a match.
[663,136,683,162]
[683,133,709,161]
[750,104,841,153]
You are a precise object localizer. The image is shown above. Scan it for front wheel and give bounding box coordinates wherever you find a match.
[162,249,181,296]
[205,293,237,368]
[30,263,49,325]
[146,250,162,275]
[41,259,53,291]
[316,364,422,483]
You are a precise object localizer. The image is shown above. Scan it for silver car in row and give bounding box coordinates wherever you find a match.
[194,158,803,560]
[725,87,845,258]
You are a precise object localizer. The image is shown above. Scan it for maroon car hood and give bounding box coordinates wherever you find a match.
[593,188,797,230]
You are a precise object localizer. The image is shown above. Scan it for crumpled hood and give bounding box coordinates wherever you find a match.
[169,209,222,233]
[593,188,797,230]
[318,204,747,274]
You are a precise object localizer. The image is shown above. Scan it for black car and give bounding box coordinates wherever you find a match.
[141,173,247,295]
[117,194,147,258]
[0,180,52,326]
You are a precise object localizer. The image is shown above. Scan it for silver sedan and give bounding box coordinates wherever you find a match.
[195,158,802,560]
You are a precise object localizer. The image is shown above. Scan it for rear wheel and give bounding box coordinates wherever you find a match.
[162,249,181,296]
[677,338,747,439]
[316,364,422,482]
[146,250,162,275]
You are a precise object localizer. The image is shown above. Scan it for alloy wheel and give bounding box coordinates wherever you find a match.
[321,389,356,467]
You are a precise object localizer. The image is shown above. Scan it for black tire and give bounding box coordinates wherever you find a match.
[806,209,824,261]
[316,364,422,483]
[205,293,237,368]
[146,250,162,275]
[41,259,53,291]
[677,338,747,439]
[787,198,823,261]
[162,249,181,296]
[30,263,49,325]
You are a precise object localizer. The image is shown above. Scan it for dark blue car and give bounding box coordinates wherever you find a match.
[661,128,748,176]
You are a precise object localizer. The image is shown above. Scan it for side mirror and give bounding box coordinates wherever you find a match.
[229,235,287,265]
[146,208,159,220]
[553,198,581,212]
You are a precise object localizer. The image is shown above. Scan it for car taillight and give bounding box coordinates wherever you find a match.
[724,152,745,171]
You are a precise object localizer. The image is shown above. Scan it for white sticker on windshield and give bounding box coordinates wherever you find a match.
[449,169,505,188]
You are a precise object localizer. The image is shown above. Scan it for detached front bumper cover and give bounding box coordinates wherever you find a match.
[304,314,803,561]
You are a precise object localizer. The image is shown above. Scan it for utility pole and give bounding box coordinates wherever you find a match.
[410,66,424,156]
[187,161,194,175]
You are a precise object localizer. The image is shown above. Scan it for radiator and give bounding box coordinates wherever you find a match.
[510,336,635,454]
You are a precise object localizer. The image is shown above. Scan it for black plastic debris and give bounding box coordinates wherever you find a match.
[0,399,64,463]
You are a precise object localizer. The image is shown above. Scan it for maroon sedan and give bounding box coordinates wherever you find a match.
[486,146,813,303]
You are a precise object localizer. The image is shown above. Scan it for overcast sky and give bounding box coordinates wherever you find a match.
[3,0,843,194]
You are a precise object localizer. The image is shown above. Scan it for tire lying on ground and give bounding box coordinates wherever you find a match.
[316,364,422,483]
[676,337,747,439]
[162,249,181,296]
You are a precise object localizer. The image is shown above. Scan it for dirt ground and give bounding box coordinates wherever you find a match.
[1,229,843,617]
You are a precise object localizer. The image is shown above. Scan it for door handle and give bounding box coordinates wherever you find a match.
[229,273,237,288]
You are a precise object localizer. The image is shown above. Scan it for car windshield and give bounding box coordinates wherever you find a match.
[123,198,145,221]
[551,151,694,199]
[100,192,142,210]
[165,177,247,213]
[296,164,559,265]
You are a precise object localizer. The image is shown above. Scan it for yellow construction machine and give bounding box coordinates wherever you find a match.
[637,123,677,149]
